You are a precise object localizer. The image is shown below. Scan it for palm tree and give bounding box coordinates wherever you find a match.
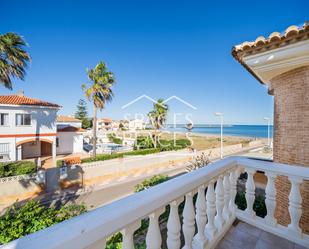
[0,33,31,89]
[82,62,115,157]
[148,98,168,147]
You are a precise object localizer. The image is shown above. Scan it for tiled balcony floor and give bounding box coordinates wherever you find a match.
[216,220,307,249]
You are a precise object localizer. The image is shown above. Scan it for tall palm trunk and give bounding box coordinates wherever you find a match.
[93,104,97,157]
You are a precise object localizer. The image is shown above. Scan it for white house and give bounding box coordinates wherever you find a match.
[128,119,145,130]
[0,93,60,163]
[0,94,85,164]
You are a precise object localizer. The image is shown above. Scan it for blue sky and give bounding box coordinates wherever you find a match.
[1,0,308,124]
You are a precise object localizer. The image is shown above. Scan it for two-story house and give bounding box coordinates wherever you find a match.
[0,93,60,164]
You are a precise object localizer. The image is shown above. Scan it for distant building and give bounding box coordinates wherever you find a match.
[56,115,82,128]
[128,119,145,130]
[97,118,113,131]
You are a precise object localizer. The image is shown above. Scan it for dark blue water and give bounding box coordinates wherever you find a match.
[166,125,273,138]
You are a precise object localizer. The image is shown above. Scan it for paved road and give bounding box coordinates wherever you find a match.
[60,145,267,210]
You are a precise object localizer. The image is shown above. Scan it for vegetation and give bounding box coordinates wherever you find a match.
[108,133,122,145]
[81,148,161,163]
[82,61,116,157]
[0,201,86,244]
[134,135,191,151]
[235,191,267,218]
[0,33,31,89]
[148,99,168,148]
[186,152,211,172]
[75,99,91,129]
[135,175,170,192]
[0,161,36,177]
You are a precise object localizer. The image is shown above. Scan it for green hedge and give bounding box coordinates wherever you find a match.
[108,134,123,145]
[235,191,267,218]
[134,136,191,151]
[135,175,170,192]
[81,148,161,163]
[0,161,36,178]
[0,201,86,244]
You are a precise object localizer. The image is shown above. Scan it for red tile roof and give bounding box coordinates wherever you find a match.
[57,126,85,133]
[231,22,309,85]
[0,95,60,108]
[57,115,81,123]
[232,22,309,57]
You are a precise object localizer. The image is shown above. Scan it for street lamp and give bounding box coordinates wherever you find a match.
[264,117,271,147]
[215,112,224,159]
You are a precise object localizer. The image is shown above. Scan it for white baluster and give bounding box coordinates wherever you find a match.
[229,168,239,214]
[223,172,231,222]
[193,185,207,249]
[214,175,224,230]
[205,180,216,239]
[288,176,303,236]
[245,168,256,217]
[146,208,164,249]
[264,172,277,226]
[167,197,183,249]
[182,192,195,249]
[122,221,141,249]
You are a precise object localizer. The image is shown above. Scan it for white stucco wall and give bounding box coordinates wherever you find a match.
[0,105,58,135]
[0,105,59,161]
[57,132,83,155]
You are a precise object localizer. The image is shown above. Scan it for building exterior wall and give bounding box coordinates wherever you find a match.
[0,105,58,161]
[270,66,309,234]
[57,132,83,155]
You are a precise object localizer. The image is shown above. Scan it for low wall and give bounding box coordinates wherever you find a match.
[0,173,44,207]
[61,143,246,188]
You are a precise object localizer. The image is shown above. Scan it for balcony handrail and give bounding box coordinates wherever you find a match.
[236,156,309,179]
[1,157,237,249]
[2,156,309,249]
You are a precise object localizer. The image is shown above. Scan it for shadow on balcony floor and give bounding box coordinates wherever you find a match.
[216,220,307,249]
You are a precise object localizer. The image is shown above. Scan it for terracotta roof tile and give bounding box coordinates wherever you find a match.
[57,115,81,123]
[232,22,309,57]
[57,126,85,132]
[0,95,60,108]
[231,21,309,85]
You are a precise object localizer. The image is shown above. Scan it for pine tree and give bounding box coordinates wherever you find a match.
[75,99,91,129]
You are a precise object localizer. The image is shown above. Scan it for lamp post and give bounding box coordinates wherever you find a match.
[215,112,224,159]
[264,117,270,147]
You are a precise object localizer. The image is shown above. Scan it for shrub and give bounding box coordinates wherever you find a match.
[135,175,169,192]
[108,134,123,145]
[235,191,267,218]
[134,136,191,151]
[81,148,161,163]
[134,136,154,150]
[186,152,211,172]
[0,201,86,244]
[0,161,36,178]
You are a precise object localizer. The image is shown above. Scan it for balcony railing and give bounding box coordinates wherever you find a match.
[1,156,309,249]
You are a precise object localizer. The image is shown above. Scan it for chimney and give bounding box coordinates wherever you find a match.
[17,91,24,97]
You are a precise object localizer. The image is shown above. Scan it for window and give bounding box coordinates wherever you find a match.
[56,137,59,147]
[16,114,31,126]
[0,143,10,161]
[0,113,9,126]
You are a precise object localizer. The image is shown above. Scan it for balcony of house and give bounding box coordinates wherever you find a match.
[1,156,309,249]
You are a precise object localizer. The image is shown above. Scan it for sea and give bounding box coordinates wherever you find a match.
[165,124,273,138]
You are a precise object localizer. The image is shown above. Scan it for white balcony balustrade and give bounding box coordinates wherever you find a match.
[1,157,309,249]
